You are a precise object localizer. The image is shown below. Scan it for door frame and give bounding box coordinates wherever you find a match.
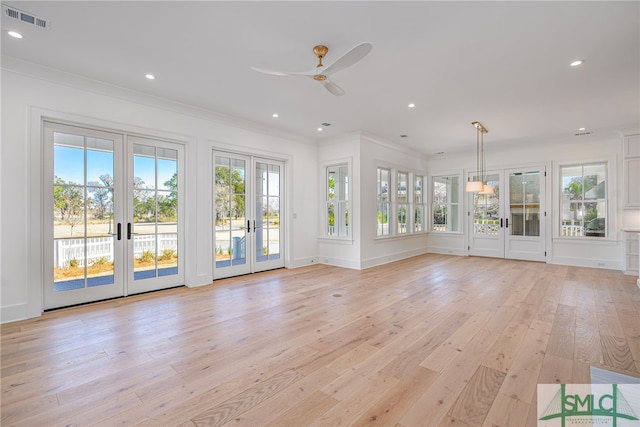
[466,164,548,262]
[212,150,287,280]
[33,109,191,312]
[43,122,126,309]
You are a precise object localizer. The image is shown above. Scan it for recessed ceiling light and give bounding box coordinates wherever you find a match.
[272,113,279,118]
[145,74,156,80]
[408,103,416,108]
[570,60,584,67]
[8,31,23,39]
[578,127,586,131]
[317,127,323,132]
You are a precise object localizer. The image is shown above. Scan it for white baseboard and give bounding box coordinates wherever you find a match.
[1,303,32,324]
[361,248,428,270]
[551,256,622,271]
[427,246,467,257]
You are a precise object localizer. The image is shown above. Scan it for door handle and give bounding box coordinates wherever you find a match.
[110,223,122,240]
[247,220,251,233]
[500,218,503,228]
[253,220,256,232]
[505,218,509,228]
[127,223,132,240]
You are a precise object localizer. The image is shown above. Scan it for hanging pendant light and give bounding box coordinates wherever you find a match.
[466,121,492,193]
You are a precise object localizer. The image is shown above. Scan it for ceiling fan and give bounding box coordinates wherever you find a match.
[250,42,373,96]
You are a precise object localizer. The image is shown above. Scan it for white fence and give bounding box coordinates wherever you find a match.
[54,234,178,268]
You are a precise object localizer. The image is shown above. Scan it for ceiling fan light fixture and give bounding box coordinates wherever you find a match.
[250,42,372,96]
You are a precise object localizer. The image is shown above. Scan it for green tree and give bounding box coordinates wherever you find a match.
[88,174,113,220]
[54,176,83,234]
[160,172,178,220]
[215,166,245,225]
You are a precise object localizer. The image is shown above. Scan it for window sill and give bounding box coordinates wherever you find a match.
[428,231,464,236]
[374,232,428,241]
[553,236,617,244]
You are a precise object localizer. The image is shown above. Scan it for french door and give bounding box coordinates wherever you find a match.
[468,166,546,261]
[213,152,284,279]
[44,122,184,309]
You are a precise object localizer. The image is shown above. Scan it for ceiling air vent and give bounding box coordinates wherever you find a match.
[574,131,592,136]
[2,5,50,30]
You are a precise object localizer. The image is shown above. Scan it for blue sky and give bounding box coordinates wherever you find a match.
[55,145,176,189]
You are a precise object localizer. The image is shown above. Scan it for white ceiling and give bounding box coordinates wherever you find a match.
[2,1,639,155]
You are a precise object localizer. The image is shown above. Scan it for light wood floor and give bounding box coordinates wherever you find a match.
[2,254,639,426]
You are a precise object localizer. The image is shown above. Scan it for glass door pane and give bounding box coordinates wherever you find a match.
[132,144,179,280]
[504,167,546,261]
[255,162,281,264]
[53,132,116,292]
[468,171,504,258]
[509,171,540,237]
[473,173,500,236]
[45,122,124,309]
[214,155,248,270]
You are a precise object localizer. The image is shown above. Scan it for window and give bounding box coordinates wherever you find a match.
[326,164,349,237]
[414,175,425,232]
[560,163,607,237]
[432,174,460,232]
[397,171,408,234]
[377,167,390,236]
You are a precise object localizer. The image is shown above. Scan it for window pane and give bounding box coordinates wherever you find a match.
[327,164,349,237]
[560,163,606,238]
[377,168,390,236]
[432,175,460,232]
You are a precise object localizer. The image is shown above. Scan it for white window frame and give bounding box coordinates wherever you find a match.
[413,174,426,233]
[325,162,350,238]
[376,166,427,238]
[430,171,463,233]
[396,171,409,235]
[554,158,615,240]
[376,167,391,237]
[321,158,352,240]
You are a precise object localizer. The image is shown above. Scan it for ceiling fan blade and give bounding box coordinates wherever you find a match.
[323,42,372,75]
[250,66,315,77]
[322,79,346,96]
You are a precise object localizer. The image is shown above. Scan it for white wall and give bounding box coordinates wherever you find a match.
[1,59,319,322]
[426,131,626,270]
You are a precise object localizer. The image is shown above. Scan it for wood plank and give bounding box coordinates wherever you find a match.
[496,319,553,404]
[448,365,506,427]
[400,329,500,426]
[600,334,639,372]
[546,304,576,359]
[189,369,303,427]
[265,390,338,427]
[351,366,440,427]
[480,392,530,427]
